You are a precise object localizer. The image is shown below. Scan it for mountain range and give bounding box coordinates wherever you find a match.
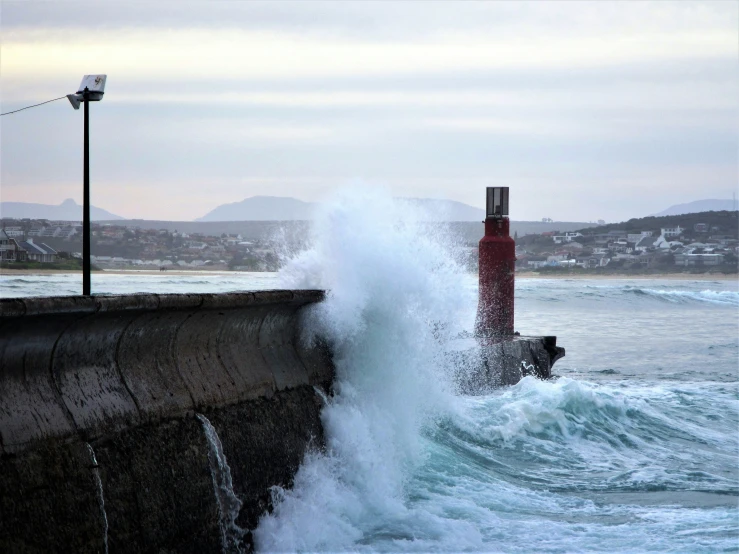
[0,198,124,221]
[196,196,316,221]
[195,195,488,222]
[651,199,737,217]
[3,196,737,223]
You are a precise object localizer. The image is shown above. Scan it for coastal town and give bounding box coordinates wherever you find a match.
[0,220,281,271]
[514,219,738,273]
[1,211,737,274]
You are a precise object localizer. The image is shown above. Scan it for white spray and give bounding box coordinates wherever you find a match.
[254,187,473,551]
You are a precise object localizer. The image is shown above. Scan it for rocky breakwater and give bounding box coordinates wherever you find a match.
[0,290,334,553]
[450,335,565,394]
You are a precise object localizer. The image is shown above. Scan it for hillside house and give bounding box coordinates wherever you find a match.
[661,226,684,238]
[627,232,653,243]
[3,226,24,238]
[557,241,584,253]
[39,226,63,238]
[674,249,725,267]
[610,239,634,253]
[557,259,577,267]
[576,253,609,268]
[592,233,617,245]
[57,226,79,239]
[16,239,57,262]
[526,257,548,269]
[552,232,583,244]
[635,236,657,252]
[0,229,25,261]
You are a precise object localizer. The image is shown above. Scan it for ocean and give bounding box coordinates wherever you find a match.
[2,194,738,553]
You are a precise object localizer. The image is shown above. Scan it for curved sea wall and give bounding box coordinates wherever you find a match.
[0,291,334,553]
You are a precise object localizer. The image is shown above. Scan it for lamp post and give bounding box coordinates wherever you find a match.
[67,75,106,296]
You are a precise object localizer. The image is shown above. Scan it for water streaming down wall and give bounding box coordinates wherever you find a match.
[85,443,109,554]
[196,413,246,553]
[0,291,333,553]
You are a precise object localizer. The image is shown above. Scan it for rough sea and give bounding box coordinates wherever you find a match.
[2,192,738,553]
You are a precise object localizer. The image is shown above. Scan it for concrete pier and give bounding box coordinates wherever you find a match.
[0,291,333,553]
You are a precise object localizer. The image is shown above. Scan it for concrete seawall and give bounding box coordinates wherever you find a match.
[0,291,334,553]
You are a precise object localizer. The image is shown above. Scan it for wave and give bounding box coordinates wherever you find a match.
[574,283,739,305]
[442,378,739,495]
[0,278,40,284]
[517,282,739,307]
[625,287,739,305]
[254,187,470,552]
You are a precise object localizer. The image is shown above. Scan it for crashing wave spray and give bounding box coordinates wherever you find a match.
[253,187,473,551]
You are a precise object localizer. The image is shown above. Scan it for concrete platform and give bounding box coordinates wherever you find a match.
[448,335,565,394]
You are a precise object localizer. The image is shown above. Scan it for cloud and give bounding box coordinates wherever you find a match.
[1,1,736,222]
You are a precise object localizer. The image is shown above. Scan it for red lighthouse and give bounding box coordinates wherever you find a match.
[475,187,515,337]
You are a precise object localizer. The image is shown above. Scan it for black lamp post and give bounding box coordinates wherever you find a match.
[67,75,106,296]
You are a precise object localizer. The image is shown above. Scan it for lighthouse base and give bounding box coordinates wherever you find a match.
[448,335,565,394]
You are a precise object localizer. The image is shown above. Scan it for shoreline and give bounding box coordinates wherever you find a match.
[1,268,737,281]
[515,272,738,281]
[0,268,260,277]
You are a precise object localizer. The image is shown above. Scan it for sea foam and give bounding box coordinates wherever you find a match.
[254,187,471,551]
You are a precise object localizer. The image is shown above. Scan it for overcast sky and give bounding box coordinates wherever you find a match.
[1,1,737,222]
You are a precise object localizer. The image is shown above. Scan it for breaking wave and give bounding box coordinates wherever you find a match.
[255,187,470,551]
[626,287,739,305]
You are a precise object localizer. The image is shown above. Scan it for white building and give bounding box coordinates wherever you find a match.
[661,226,684,238]
[674,249,725,266]
[56,226,78,239]
[3,226,24,238]
[552,232,583,244]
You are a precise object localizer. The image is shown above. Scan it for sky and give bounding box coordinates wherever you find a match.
[1,0,737,222]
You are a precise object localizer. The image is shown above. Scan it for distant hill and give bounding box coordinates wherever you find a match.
[651,199,737,217]
[576,210,738,236]
[196,196,317,221]
[395,198,485,221]
[197,195,489,222]
[0,198,123,221]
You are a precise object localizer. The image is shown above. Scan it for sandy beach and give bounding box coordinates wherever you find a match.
[2,268,737,281]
